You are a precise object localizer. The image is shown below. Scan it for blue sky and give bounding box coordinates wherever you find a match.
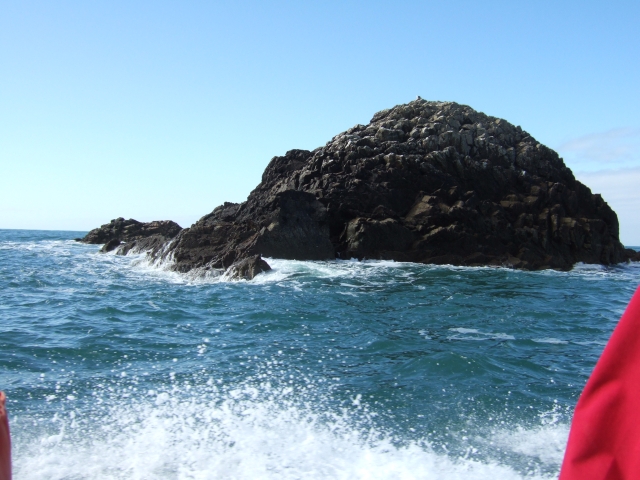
[1,1,639,244]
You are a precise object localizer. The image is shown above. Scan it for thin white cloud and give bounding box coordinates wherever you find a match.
[557,129,640,244]
[575,167,640,246]
[558,128,640,171]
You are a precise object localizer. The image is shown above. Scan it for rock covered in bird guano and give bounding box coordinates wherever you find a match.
[77,217,182,256]
[86,99,635,278]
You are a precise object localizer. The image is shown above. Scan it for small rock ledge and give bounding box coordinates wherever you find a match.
[77,217,183,256]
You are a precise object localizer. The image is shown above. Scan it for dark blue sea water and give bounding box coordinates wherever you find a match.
[1,229,639,479]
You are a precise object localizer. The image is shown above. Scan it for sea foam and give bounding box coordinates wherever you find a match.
[13,381,563,480]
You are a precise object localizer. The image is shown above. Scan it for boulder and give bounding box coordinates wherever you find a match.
[100,239,121,253]
[224,255,272,280]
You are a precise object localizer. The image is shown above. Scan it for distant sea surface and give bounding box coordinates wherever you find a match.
[1,229,639,479]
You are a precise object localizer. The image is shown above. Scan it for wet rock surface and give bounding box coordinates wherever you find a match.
[224,255,272,281]
[78,217,183,245]
[85,99,636,275]
[100,238,122,253]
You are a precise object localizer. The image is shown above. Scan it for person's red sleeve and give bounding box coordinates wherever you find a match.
[559,286,640,480]
[0,392,11,480]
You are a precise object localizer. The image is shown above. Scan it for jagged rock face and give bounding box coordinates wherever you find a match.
[76,217,182,248]
[162,99,627,272]
[167,189,334,273]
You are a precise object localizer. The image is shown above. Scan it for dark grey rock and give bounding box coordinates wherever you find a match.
[100,239,121,253]
[115,235,172,257]
[624,248,640,262]
[78,218,182,245]
[225,255,272,280]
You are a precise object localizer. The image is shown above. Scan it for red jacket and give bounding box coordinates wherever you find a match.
[560,287,640,480]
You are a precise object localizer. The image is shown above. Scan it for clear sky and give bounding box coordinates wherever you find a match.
[1,1,639,244]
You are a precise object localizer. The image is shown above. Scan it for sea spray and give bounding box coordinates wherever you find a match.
[13,372,566,479]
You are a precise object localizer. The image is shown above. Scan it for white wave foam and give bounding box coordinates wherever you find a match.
[4,234,640,287]
[0,239,84,255]
[572,340,607,347]
[96,248,227,286]
[448,328,516,341]
[13,383,558,480]
[76,241,640,286]
[489,406,569,466]
[418,329,432,339]
[532,338,568,345]
[490,424,568,466]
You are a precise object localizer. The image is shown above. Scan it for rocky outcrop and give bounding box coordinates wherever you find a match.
[85,99,637,277]
[625,248,640,262]
[224,255,272,281]
[78,218,182,256]
[100,238,122,253]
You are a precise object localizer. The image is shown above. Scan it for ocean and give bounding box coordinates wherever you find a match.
[1,229,639,479]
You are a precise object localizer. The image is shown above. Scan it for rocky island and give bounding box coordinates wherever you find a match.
[78,99,639,279]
